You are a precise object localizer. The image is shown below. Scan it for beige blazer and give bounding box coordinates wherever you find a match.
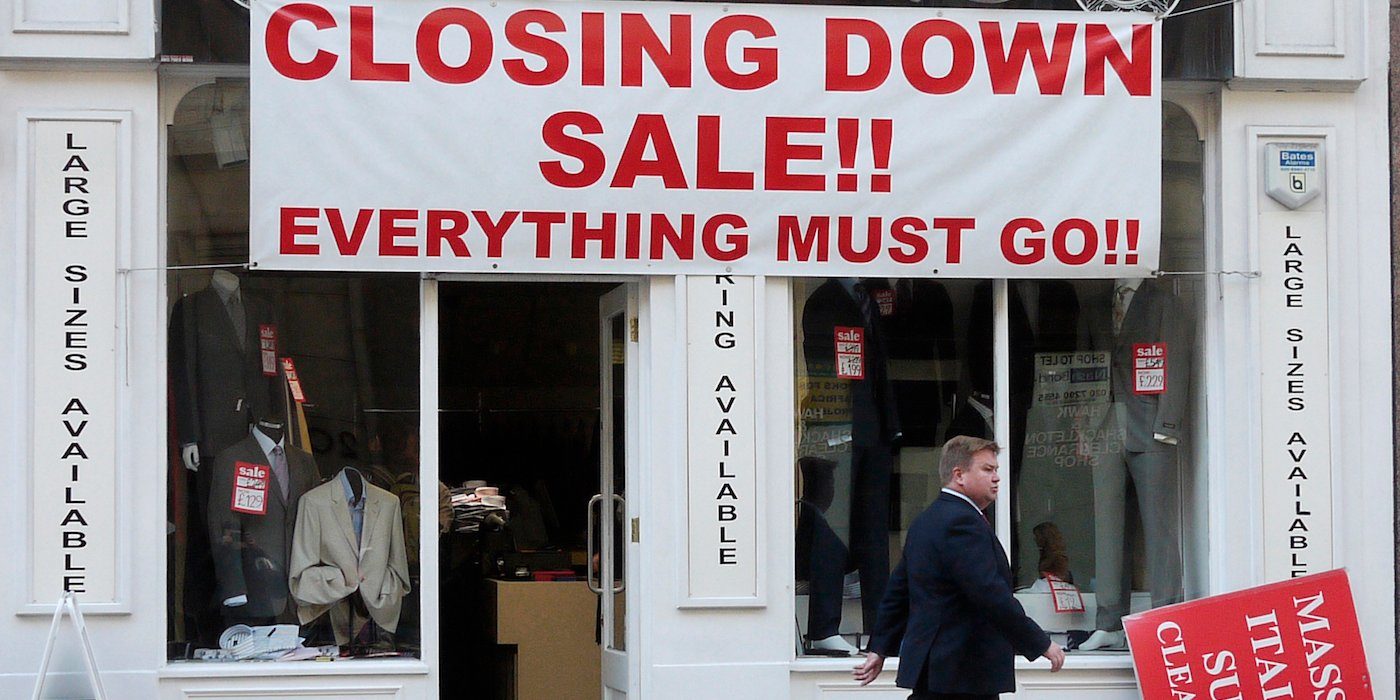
[288,475,411,635]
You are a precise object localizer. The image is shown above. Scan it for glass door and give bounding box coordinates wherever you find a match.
[594,284,638,698]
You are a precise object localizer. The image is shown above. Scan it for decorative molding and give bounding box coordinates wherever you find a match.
[14,0,129,35]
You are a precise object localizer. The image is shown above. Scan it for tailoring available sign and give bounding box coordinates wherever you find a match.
[250,1,1160,276]
[685,276,757,602]
[1124,570,1372,700]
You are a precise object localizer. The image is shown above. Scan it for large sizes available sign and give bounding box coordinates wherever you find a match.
[28,118,121,605]
[1124,570,1373,700]
[251,1,1160,277]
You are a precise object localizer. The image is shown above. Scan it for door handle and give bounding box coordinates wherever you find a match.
[586,494,604,594]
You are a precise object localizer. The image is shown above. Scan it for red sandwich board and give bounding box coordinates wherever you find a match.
[1123,569,1371,700]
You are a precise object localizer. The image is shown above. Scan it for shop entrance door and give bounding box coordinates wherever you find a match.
[594,285,638,699]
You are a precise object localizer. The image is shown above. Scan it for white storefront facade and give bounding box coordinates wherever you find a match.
[0,0,1393,698]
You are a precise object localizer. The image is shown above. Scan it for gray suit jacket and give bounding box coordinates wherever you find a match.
[208,434,320,618]
[1082,279,1193,452]
[288,476,411,636]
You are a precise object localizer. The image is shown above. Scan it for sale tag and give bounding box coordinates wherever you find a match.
[259,324,278,376]
[873,289,896,317]
[231,461,269,515]
[834,326,865,380]
[1046,575,1085,613]
[1132,343,1166,395]
[280,357,306,403]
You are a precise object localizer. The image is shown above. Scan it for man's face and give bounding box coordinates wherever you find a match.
[953,449,1000,510]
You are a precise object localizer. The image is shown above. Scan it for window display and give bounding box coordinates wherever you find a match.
[794,105,1205,657]
[166,79,421,661]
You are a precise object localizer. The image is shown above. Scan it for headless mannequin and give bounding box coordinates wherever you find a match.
[1080,276,1180,651]
[223,419,286,610]
[181,269,242,471]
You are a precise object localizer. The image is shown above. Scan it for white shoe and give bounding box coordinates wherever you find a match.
[808,634,860,655]
[1078,629,1127,651]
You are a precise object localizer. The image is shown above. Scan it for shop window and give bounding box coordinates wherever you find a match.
[793,101,1205,656]
[166,78,423,661]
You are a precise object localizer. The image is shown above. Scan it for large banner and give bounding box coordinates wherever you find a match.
[1124,570,1374,700]
[250,1,1160,276]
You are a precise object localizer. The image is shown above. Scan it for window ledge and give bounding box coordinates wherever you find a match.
[790,653,1135,673]
[159,659,430,679]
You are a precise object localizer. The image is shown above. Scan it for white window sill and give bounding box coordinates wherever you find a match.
[790,653,1135,673]
[159,658,431,679]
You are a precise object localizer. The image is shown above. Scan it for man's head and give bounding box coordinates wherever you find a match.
[939,435,1002,509]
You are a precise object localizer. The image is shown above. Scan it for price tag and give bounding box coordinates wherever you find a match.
[259,324,278,376]
[834,326,865,380]
[1132,343,1167,395]
[231,461,269,515]
[1046,575,1085,613]
[872,289,896,317]
[280,357,307,403]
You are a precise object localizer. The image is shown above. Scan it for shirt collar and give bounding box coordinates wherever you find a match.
[340,469,365,507]
[252,426,284,462]
[941,487,983,513]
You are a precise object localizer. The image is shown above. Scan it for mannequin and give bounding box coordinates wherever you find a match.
[290,466,411,648]
[799,279,900,652]
[170,269,286,644]
[208,417,319,626]
[1078,277,1190,651]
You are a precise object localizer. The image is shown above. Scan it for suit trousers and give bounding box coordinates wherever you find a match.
[1093,447,1184,630]
[849,443,893,633]
[796,503,849,639]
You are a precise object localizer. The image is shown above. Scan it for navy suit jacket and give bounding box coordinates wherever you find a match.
[868,492,1050,695]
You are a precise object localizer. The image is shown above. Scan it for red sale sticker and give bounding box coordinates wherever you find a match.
[873,289,896,317]
[231,461,269,515]
[1132,343,1166,395]
[259,324,278,377]
[834,326,865,380]
[280,357,306,403]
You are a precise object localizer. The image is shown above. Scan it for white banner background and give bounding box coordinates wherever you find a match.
[251,1,1160,277]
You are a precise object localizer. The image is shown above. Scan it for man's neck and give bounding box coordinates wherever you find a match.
[941,487,983,511]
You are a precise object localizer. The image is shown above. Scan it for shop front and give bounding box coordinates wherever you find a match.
[0,0,1393,698]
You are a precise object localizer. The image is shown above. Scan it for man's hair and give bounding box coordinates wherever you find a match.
[939,435,1001,485]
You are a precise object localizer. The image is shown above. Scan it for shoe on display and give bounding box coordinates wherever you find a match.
[1077,629,1127,651]
[807,634,860,656]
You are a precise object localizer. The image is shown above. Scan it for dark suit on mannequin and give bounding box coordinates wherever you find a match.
[169,278,280,642]
[801,279,901,637]
[208,430,320,624]
[867,492,1052,697]
[1081,278,1191,633]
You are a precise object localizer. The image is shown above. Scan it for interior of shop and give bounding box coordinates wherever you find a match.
[437,281,622,699]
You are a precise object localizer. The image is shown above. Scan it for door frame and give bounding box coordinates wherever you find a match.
[421,275,645,699]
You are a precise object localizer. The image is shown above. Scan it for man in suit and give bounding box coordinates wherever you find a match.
[208,420,320,627]
[854,436,1064,699]
[289,467,411,646]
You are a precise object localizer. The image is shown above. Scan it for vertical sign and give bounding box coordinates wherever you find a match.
[686,276,757,601]
[1259,141,1330,582]
[28,119,120,603]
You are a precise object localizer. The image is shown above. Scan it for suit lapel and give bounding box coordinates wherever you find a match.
[361,492,383,558]
[328,482,360,556]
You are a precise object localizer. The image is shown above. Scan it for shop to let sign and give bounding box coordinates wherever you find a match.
[250,0,1160,277]
[1124,570,1372,700]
